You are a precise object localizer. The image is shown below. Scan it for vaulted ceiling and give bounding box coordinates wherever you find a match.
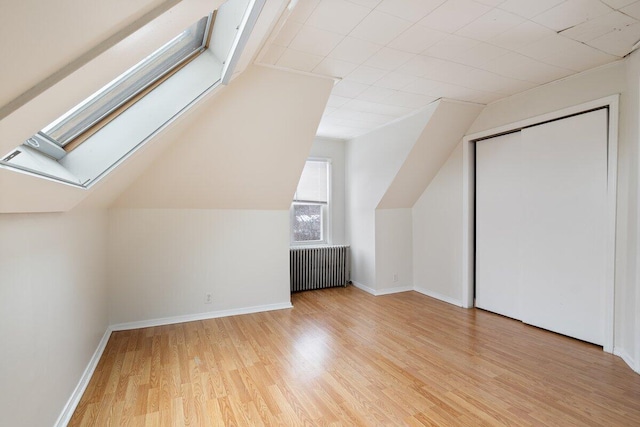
[258,0,639,139]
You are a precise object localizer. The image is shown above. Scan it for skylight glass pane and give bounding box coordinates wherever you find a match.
[294,160,328,203]
[43,15,209,146]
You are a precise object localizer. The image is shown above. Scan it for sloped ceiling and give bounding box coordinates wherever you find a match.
[258,0,635,139]
[111,65,334,209]
[0,0,180,117]
[377,99,483,208]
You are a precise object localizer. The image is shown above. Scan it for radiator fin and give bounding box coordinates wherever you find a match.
[290,245,350,292]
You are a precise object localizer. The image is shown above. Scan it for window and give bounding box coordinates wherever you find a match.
[291,159,330,245]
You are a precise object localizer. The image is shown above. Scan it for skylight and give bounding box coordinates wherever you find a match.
[1,0,264,188]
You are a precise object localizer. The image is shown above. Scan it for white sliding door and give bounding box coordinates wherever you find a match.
[475,109,608,346]
[476,132,522,320]
[519,110,607,345]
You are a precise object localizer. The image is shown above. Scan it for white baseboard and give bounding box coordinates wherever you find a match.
[613,347,639,374]
[376,285,413,296]
[110,302,293,331]
[55,328,112,427]
[413,286,463,307]
[351,281,412,296]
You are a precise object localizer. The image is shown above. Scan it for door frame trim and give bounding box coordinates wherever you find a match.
[462,94,619,353]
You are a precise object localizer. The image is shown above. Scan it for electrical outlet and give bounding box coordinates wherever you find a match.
[205,293,212,304]
[393,274,398,283]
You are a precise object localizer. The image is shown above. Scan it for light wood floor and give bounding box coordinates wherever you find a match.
[70,286,640,426]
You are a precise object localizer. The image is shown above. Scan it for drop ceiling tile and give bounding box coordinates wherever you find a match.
[289,26,345,56]
[517,34,584,60]
[384,91,438,108]
[343,99,414,116]
[332,80,371,97]
[376,0,447,22]
[331,108,396,124]
[313,57,360,78]
[419,0,492,34]
[345,65,389,84]
[542,42,620,71]
[456,8,525,41]
[374,71,418,90]
[465,68,531,93]
[588,21,640,56]
[601,0,637,9]
[621,1,640,19]
[328,36,383,63]
[402,77,448,96]
[364,47,414,70]
[289,0,321,23]
[306,0,372,35]
[388,25,448,54]
[483,52,574,83]
[273,21,303,47]
[475,0,508,6]
[323,106,338,116]
[452,42,509,67]
[532,0,613,32]
[397,55,444,76]
[420,59,478,87]
[560,11,637,42]
[349,10,413,45]
[489,20,555,51]
[276,48,325,72]
[465,90,504,104]
[357,86,398,102]
[498,0,565,19]
[349,0,384,7]
[424,34,481,60]
[260,44,286,65]
[326,94,353,108]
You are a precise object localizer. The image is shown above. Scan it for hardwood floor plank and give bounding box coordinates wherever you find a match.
[70,287,640,425]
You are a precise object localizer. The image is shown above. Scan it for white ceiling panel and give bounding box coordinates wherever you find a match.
[560,10,636,42]
[289,26,344,56]
[289,0,321,23]
[498,0,565,19]
[376,0,448,22]
[364,47,415,70]
[276,48,324,71]
[374,71,418,90]
[621,1,640,19]
[357,85,398,103]
[258,0,627,139]
[332,80,371,97]
[344,65,389,84]
[388,25,448,53]
[600,0,637,9]
[541,42,620,71]
[588,21,640,56]
[419,0,492,34]
[306,0,371,35]
[532,0,613,32]
[489,20,555,51]
[328,36,383,63]
[313,57,360,78]
[350,11,413,45]
[456,8,525,40]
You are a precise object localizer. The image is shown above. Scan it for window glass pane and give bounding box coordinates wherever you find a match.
[42,16,209,146]
[293,204,322,242]
[294,160,328,203]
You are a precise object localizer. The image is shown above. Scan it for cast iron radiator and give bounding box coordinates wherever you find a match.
[290,245,350,292]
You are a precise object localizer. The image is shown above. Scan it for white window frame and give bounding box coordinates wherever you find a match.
[290,158,332,246]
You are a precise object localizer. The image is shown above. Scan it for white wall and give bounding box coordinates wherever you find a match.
[0,210,108,426]
[309,137,346,245]
[108,209,291,325]
[346,108,433,289]
[375,208,413,292]
[412,143,463,305]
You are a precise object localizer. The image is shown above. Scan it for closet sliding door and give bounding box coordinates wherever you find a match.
[519,110,607,345]
[475,109,608,346]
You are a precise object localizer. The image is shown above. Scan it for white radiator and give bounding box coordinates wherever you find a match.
[290,245,350,292]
